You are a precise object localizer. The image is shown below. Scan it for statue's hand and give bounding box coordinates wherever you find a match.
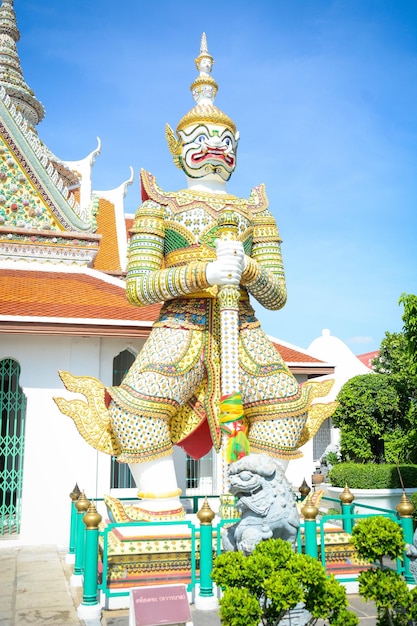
[206,239,245,286]
[215,239,246,266]
[206,258,242,286]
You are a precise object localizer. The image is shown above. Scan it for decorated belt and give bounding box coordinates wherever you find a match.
[165,245,215,267]
[180,287,249,300]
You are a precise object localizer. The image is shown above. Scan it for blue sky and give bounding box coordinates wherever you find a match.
[14,0,417,354]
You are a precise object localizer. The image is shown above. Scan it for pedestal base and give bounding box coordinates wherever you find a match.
[194,585,219,611]
[70,573,83,588]
[77,602,102,622]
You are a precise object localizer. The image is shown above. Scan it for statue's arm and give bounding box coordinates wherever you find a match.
[240,209,287,311]
[125,200,210,306]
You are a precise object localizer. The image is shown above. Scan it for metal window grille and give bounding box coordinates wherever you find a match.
[313,417,331,462]
[110,349,136,489]
[0,358,27,535]
[186,450,214,495]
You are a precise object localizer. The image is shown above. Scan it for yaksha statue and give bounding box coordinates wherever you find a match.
[55,34,335,518]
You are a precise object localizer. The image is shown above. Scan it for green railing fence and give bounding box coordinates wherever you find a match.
[66,487,416,614]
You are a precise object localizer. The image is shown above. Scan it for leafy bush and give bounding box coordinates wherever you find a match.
[332,373,402,462]
[211,538,358,626]
[350,516,405,566]
[320,444,341,467]
[358,568,417,625]
[325,451,340,466]
[350,516,417,625]
[328,462,417,489]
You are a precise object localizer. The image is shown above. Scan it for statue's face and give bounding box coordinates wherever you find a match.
[178,122,239,181]
[198,56,213,74]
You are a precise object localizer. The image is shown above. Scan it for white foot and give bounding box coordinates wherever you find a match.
[129,455,181,497]
[128,454,184,516]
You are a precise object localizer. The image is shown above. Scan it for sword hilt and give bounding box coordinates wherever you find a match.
[217,211,239,241]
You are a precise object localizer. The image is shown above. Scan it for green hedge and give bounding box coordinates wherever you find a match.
[327,463,417,489]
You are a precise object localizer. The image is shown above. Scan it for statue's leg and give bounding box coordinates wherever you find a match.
[109,400,184,512]
[108,326,205,512]
[239,326,308,468]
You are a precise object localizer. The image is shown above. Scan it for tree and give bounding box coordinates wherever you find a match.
[332,373,403,462]
[370,294,417,461]
[350,516,417,626]
[333,294,417,463]
[211,538,358,626]
[371,335,417,462]
[373,331,416,413]
[399,293,417,375]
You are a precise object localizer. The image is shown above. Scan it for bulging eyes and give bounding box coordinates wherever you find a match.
[224,137,232,147]
[239,471,253,481]
[197,135,207,144]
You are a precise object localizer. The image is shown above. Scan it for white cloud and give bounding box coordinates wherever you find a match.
[347,336,374,345]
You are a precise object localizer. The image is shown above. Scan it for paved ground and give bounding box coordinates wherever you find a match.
[0,542,378,625]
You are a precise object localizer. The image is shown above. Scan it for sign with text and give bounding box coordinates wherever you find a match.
[129,584,192,626]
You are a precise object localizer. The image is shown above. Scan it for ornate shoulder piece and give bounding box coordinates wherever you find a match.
[130,200,165,236]
[297,379,338,448]
[140,168,199,212]
[248,183,269,214]
[140,169,170,204]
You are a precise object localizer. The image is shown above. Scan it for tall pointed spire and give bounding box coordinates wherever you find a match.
[0,0,45,125]
[175,33,236,134]
[191,32,217,105]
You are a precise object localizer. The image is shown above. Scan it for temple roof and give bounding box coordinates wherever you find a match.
[93,198,123,273]
[356,350,379,370]
[0,89,96,235]
[0,0,132,268]
[0,263,161,336]
[268,336,334,375]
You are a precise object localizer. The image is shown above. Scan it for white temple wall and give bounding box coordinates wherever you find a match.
[286,440,314,490]
[265,372,314,491]
[0,333,145,545]
[283,373,315,491]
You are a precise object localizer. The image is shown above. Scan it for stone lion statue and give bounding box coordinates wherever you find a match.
[222,453,300,555]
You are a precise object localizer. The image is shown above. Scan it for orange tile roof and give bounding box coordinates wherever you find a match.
[93,198,122,273]
[0,269,329,368]
[0,269,161,321]
[356,350,379,369]
[274,343,322,364]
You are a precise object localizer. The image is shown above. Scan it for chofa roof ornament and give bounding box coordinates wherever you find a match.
[166,33,237,168]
